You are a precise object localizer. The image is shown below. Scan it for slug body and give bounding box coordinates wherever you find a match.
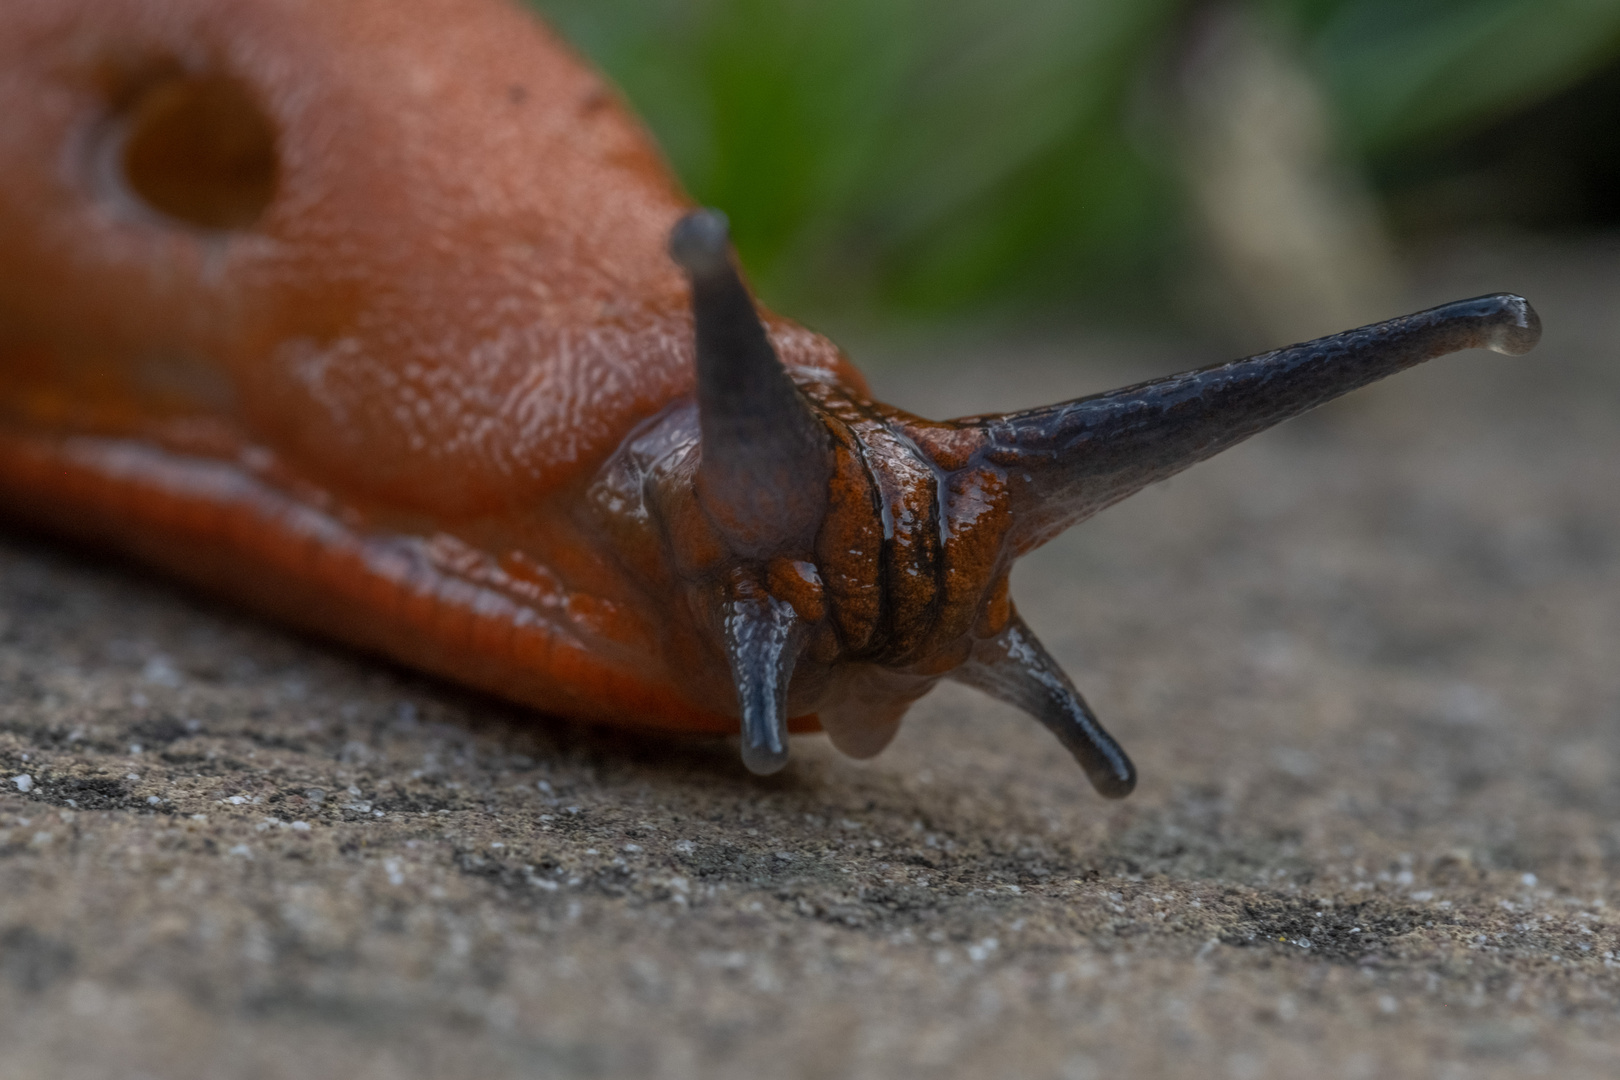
[0,0,1540,795]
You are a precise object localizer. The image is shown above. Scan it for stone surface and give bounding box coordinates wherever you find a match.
[2,239,1619,1079]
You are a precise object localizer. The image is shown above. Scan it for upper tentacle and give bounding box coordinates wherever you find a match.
[963,294,1541,553]
[668,210,834,559]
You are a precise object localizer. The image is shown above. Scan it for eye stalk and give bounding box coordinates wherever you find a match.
[968,292,1544,553]
[661,209,1542,795]
[668,210,833,560]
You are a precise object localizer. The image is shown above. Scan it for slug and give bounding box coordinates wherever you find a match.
[0,0,1541,796]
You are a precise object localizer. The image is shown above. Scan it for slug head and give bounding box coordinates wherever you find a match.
[604,210,1541,796]
[596,211,1131,792]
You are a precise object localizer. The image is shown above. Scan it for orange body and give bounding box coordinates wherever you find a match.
[0,0,858,734]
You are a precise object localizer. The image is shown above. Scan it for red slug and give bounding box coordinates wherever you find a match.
[0,0,1540,796]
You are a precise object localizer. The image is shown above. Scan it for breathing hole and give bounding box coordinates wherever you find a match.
[119,73,278,231]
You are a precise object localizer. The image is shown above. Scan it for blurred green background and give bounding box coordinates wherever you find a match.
[529,0,1620,333]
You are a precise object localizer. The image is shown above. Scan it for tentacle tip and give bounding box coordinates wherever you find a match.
[669,208,732,278]
[740,738,791,776]
[1484,294,1541,356]
[1088,766,1137,800]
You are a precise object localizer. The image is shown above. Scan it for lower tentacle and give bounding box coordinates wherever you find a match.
[953,613,1136,798]
[720,586,807,775]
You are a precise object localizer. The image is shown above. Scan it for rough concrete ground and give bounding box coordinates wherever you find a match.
[2,238,1618,1079]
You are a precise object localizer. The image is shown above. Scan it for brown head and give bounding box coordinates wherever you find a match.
[599,209,1540,797]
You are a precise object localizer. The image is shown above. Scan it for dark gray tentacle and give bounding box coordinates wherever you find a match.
[721,590,807,775]
[953,613,1136,798]
[968,294,1541,552]
[669,209,833,558]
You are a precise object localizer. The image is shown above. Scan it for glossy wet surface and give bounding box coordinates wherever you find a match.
[3,239,1619,1079]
